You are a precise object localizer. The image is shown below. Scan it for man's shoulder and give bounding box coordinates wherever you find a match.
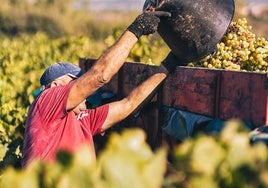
[37,83,73,101]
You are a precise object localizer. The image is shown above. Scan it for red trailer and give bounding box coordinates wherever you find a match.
[80,58,268,152]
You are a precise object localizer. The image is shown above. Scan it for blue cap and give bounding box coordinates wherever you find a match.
[40,62,83,86]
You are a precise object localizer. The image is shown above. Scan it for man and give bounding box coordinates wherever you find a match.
[22,11,177,167]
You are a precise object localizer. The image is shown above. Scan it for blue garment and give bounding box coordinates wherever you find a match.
[161,106,256,141]
[161,106,212,141]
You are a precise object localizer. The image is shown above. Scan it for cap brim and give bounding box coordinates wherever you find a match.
[67,73,79,79]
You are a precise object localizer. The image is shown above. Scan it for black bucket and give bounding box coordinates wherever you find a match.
[144,0,235,64]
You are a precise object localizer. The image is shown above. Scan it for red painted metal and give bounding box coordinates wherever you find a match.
[219,70,267,126]
[162,67,219,117]
[80,58,268,126]
[79,58,268,150]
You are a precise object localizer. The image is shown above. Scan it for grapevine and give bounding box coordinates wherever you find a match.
[188,18,268,72]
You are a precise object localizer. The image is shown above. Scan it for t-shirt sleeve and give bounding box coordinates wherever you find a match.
[36,82,74,126]
[79,104,109,135]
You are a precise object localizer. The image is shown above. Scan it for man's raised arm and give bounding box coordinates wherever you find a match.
[67,11,171,110]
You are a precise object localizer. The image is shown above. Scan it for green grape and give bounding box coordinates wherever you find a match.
[189,18,268,72]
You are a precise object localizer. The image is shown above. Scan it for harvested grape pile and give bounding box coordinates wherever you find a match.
[188,18,268,73]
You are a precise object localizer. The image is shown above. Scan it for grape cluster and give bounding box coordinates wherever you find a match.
[188,18,268,73]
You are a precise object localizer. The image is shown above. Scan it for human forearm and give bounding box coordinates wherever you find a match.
[75,11,170,94]
[68,11,170,110]
[126,72,167,111]
[67,31,137,109]
[102,71,167,130]
[93,31,138,83]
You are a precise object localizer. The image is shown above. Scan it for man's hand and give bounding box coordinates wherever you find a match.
[127,11,171,39]
[161,52,180,73]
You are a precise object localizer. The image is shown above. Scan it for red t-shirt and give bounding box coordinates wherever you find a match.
[21,82,109,167]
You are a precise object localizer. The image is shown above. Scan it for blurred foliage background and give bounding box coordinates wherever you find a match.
[0,0,266,63]
[0,0,268,187]
[0,0,267,40]
[0,0,266,62]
